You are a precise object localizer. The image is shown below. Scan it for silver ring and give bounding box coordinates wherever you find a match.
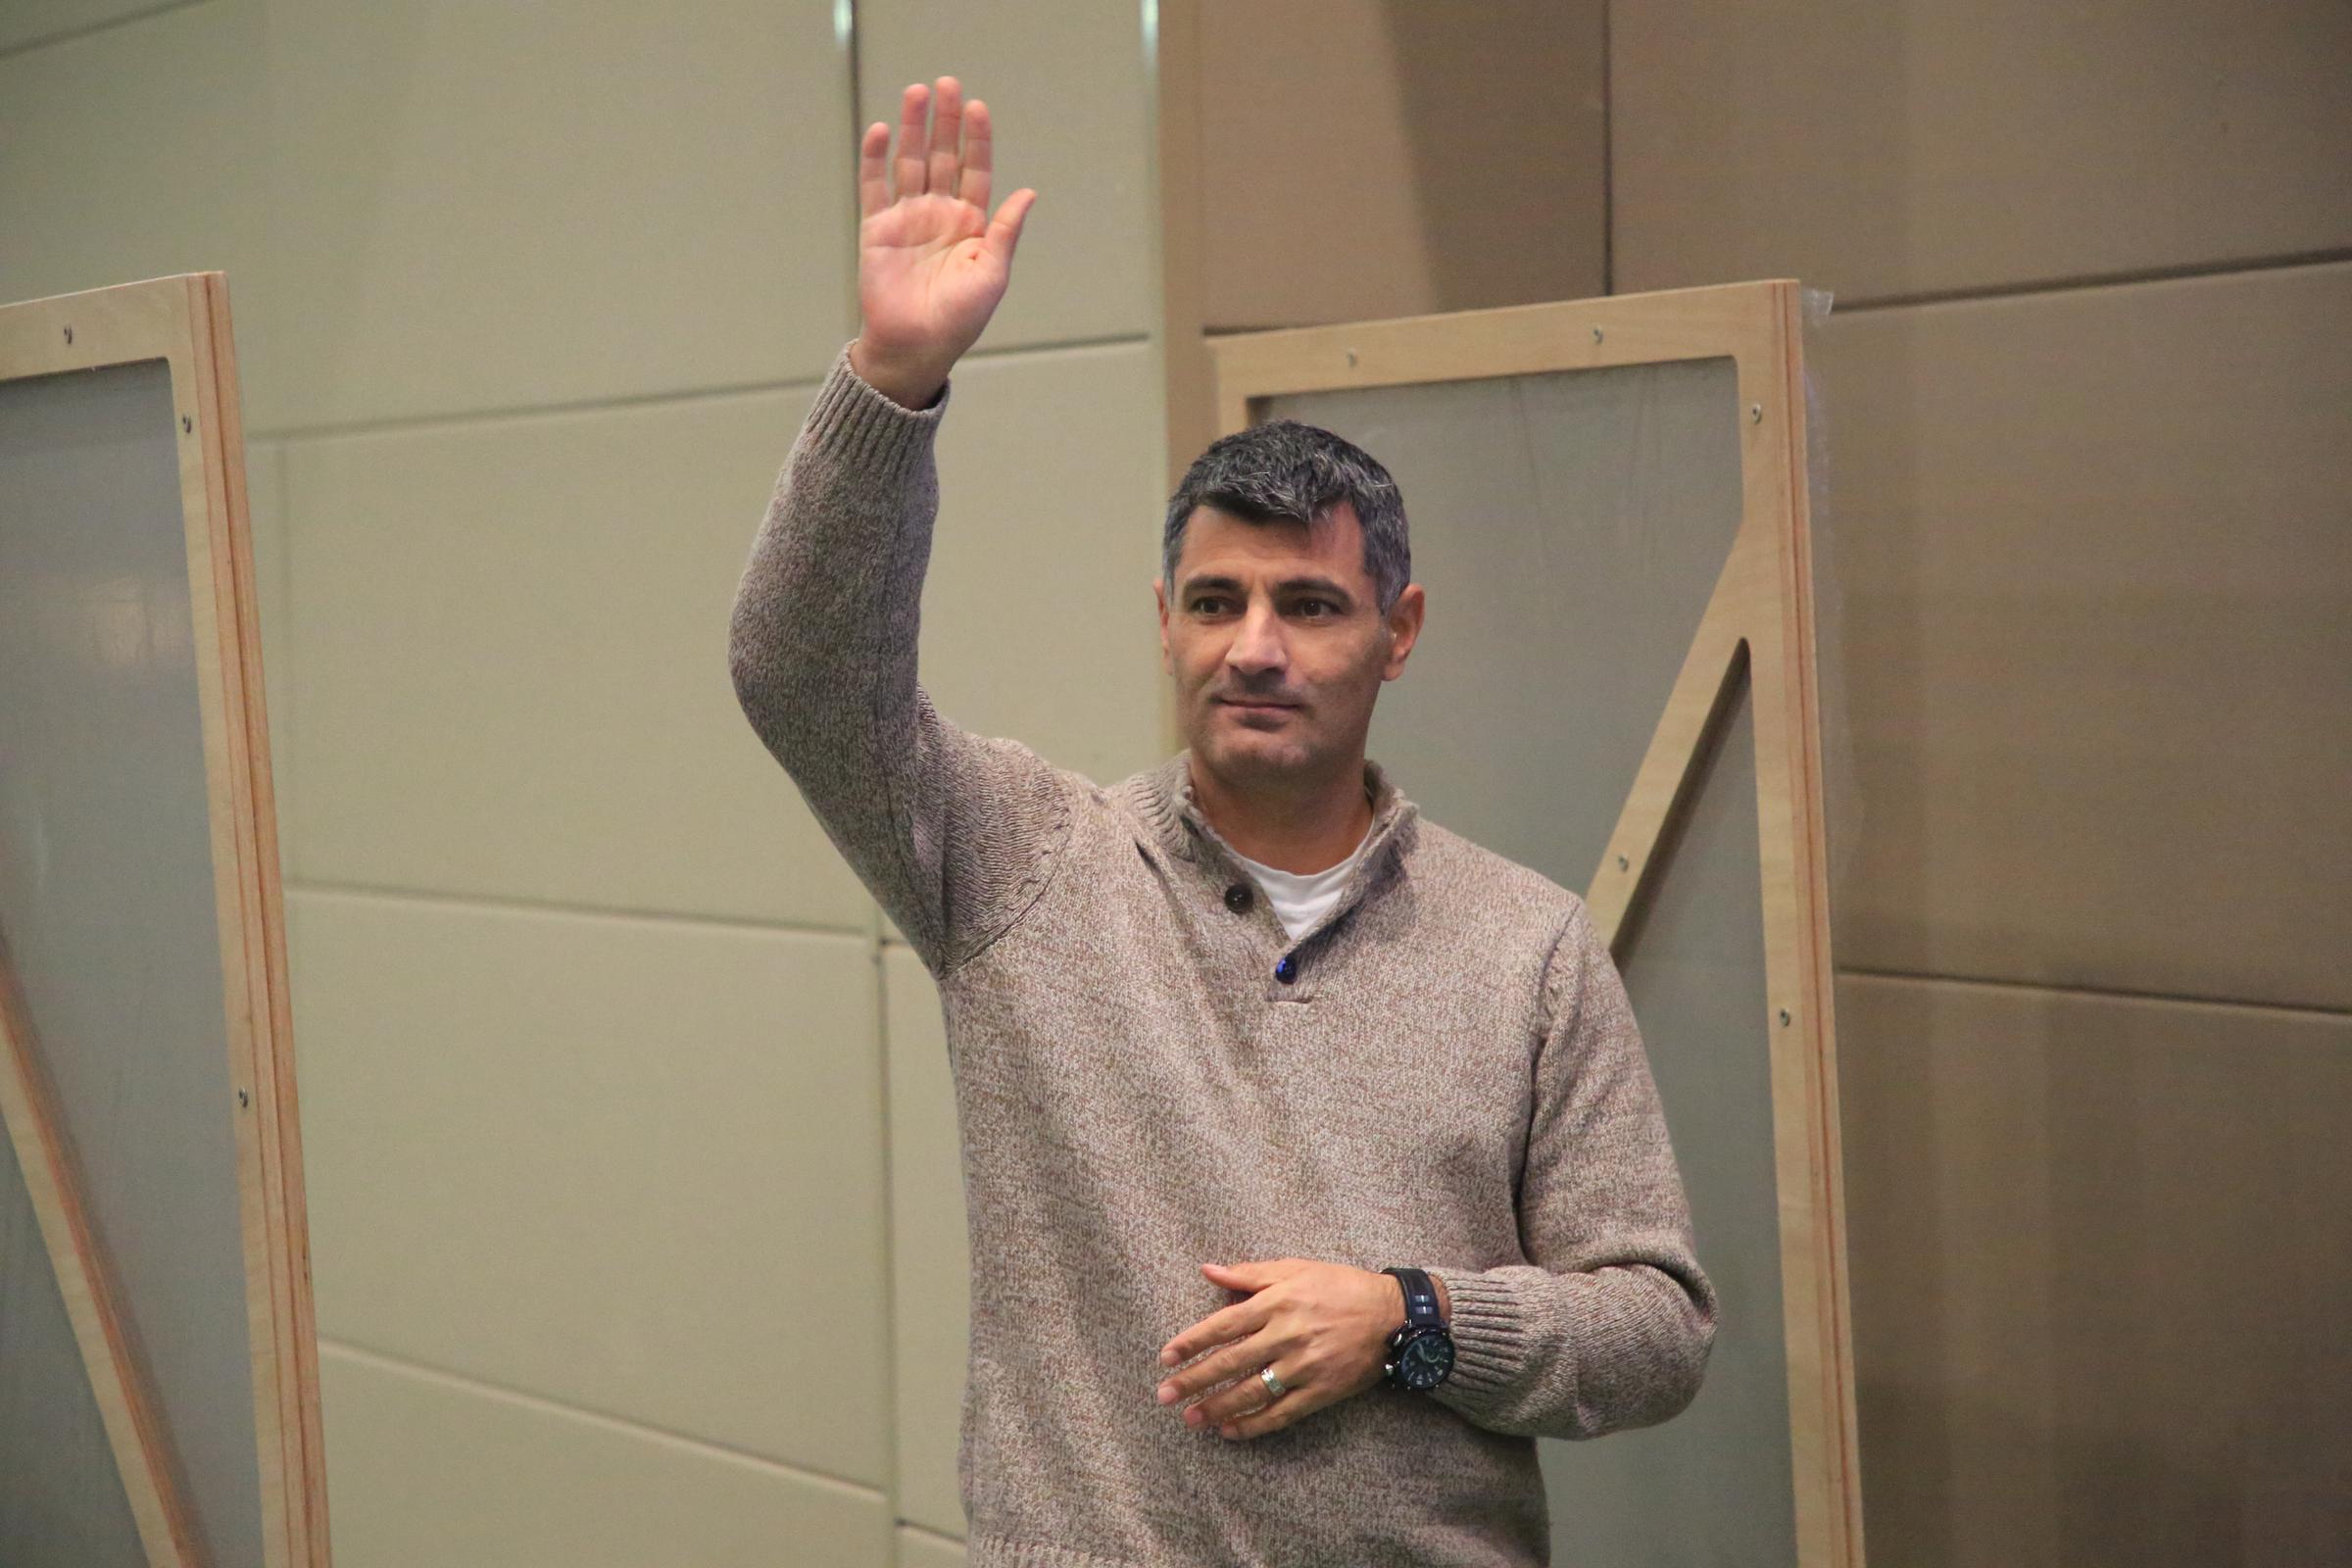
[1258,1365,1287,1400]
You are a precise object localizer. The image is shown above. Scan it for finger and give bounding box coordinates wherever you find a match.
[1186,1354,1299,1429]
[958,99,994,213]
[1158,1291,1269,1371]
[1163,1323,1289,1408]
[983,188,1036,270]
[1204,1257,1301,1291]
[894,81,931,200]
[1219,1377,1339,1441]
[927,75,963,202]
[857,121,891,218]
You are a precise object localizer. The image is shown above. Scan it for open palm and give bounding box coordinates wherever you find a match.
[856,77,1037,375]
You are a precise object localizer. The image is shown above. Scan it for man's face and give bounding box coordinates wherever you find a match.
[1154,501,1424,785]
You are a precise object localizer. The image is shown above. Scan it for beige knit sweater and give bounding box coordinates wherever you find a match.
[727,340,1717,1568]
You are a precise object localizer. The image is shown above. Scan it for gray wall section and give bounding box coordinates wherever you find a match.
[0,361,265,1568]
[0,1118,146,1568]
[1268,362,1794,1562]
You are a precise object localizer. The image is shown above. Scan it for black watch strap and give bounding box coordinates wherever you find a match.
[1383,1266,1442,1332]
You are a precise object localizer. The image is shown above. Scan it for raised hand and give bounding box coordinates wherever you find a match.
[851,76,1038,409]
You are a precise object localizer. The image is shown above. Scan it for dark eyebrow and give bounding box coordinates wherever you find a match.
[1181,573,1356,608]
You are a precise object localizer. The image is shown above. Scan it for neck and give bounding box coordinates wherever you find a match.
[1187,750,1375,874]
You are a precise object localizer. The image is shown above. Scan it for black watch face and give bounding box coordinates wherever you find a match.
[1396,1330,1455,1392]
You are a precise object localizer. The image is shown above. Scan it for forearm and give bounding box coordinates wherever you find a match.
[728,339,945,760]
[1419,902,1718,1442]
[725,339,956,962]
[725,340,1074,976]
[1424,1251,1714,1442]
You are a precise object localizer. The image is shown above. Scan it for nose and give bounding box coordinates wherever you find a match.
[1225,599,1287,677]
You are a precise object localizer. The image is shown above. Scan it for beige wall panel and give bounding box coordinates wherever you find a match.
[0,0,181,54]
[0,2,268,311]
[289,889,893,1485]
[921,342,1170,787]
[1837,972,2352,1566]
[1612,1,2352,302]
[1815,262,2352,1010]
[899,1523,968,1567]
[1196,0,1605,331]
[319,1346,891,1568]
[282,383,876,932]
[883,944,968,1537]
[856,2,1153,349]
[247,0,853,433]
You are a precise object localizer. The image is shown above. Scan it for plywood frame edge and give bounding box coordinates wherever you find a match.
[1195,279,1865,1568]
[0,273,331,1568]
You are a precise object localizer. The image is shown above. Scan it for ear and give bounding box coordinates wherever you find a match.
[1154,576,1172,673]
[1380,582,1426,680]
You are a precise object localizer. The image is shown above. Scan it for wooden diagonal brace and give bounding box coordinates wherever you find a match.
[0,933,202,1568]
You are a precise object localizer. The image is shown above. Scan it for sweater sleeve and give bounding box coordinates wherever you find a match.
[726,338,1074,979]
[1424,899,1718,1441]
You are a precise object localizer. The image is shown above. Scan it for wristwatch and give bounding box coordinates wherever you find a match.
[1380,1266,1455,1392]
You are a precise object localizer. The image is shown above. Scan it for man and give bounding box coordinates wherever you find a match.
[728,74,1715,1568]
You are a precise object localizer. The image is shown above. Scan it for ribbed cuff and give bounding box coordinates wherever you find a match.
[1424,1266,1542,1416]
[798,337,952,483]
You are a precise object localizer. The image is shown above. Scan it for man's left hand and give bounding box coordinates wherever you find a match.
[1153,1258,1442,1441]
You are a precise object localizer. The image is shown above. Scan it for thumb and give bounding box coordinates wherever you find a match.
[984,188,1036,269]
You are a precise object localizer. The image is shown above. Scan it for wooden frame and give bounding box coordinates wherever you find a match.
[1183,279,1863,1568]
[0,273,329,1568]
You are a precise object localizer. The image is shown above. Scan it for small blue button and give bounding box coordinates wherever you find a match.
[1275,955,1298,984]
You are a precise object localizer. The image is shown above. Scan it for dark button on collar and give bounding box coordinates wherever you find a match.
[1275,954,1298,984]
[1224,882,1254,913]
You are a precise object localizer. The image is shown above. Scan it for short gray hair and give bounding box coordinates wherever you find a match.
[1161,418,1411,614]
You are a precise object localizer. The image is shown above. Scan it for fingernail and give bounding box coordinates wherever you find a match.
[1156,1384,1175,1404]
[1159,1348,1176,1366]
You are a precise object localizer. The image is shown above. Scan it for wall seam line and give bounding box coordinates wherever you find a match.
[1830,247,2352,316]
[286,877,873,942]
[1838,964,2350,1023]
[317,1338,887,1500]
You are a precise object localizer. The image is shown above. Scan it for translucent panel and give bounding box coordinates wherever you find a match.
[1265,358,1795,1565]
[0,360,265,1567]
[1279,358,1744,886]
[1583,685,1795,1565]
[0,1119,145,1567]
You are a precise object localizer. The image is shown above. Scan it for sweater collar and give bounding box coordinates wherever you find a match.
[1132,748,1419,878]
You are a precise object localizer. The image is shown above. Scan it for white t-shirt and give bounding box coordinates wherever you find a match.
[1229,820,1377,942]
